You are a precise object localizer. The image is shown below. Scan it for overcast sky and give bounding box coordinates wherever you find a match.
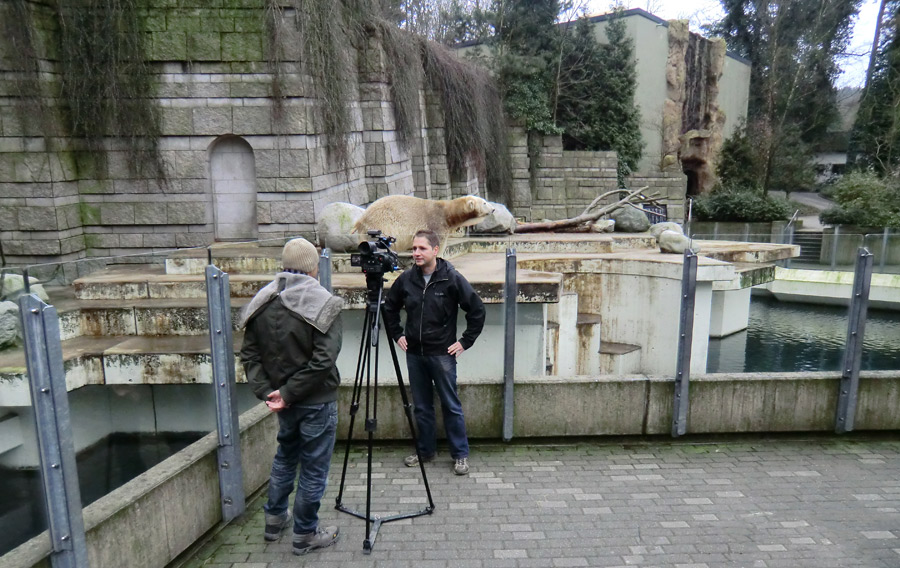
[584,0,882,88]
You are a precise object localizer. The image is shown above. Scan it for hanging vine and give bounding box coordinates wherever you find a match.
[292,0,358,169]
[1,0,51,141]
[422,40,512,205]
[56,0,164,179]
[377,20,423,148]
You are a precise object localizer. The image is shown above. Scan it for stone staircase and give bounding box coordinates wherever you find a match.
[792,231,823,263]
[0,234,802,400]
[0,240,569,403]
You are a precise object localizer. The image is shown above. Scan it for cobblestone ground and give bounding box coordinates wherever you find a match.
[178,435,900,568]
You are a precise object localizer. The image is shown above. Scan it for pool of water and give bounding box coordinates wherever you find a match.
[707,296,900,373]
[0,432,203,556]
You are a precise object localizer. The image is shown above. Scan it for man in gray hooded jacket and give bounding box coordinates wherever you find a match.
[240,237,343,556]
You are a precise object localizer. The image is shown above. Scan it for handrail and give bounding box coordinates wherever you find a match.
[786,209,800,229]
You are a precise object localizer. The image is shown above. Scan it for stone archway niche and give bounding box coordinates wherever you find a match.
[209,136,258,241]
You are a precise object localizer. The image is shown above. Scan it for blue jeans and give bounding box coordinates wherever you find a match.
[407,353,469,460]
[264,401,338,534]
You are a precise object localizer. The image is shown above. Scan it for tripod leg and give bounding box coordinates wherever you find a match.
[381,306,436,511]
[335,273,436,553]
[335,307,372,507]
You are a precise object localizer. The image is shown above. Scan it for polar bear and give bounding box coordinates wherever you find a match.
[353,194,494,251]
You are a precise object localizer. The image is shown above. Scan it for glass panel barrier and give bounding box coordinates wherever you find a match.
[864,230,900,274]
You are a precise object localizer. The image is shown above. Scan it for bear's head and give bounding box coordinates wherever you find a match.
[458,195,494,227]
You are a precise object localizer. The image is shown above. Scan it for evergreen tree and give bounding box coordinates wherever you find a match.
[709,0,860,192]
[440,0,496,44]
[495,0,562,133]
[555,14,642,180]
[443,2,642,180]
[850,1,900,174]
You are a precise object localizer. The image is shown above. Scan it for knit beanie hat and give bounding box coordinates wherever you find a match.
[282,238,319,274]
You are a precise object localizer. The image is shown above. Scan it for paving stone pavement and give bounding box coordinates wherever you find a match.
[177,435,900,568]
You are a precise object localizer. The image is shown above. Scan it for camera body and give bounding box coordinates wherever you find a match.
[351,230,400,274]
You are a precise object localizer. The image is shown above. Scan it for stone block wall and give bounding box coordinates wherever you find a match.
[0,2,471,269]
[508,128,619,221]
[1,3,689,268]
[505,127,688,223]
[626,170,688,222]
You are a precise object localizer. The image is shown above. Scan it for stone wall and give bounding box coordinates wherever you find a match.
[627,170,688,222]
[508,127,686,222]
[0,2,460,268]
[0,3,690,268]
[508,128,618,221]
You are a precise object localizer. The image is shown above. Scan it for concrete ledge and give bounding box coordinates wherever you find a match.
[339,371,900,440]
[1,404,277,568]
[760,267,900,310]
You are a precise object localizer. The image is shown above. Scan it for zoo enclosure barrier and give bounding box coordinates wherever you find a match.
[687,224,900,273]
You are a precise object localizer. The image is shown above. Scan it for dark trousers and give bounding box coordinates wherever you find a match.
[407,353,469,460]
[264,401,338,534]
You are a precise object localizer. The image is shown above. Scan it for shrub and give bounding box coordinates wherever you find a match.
[692,187,792,222]
[817,172,900,228]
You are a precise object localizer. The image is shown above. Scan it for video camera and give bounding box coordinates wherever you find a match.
[351,230,400,274]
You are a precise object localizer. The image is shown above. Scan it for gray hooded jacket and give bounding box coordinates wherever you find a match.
[239,272,343,405]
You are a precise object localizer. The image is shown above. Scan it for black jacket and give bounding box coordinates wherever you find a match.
[240,275,342,406]
[383,258,485,356]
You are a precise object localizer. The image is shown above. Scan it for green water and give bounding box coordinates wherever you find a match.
[708,296,900,373]
[0,432,202,556]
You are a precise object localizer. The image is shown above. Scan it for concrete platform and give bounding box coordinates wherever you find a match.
[7,400,900,568]
[758,266,900,310]
[71,260,563,306]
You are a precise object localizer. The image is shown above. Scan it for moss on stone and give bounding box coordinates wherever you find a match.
[83,233,102,248]
[149,31,187,60]
[221,32,263,61]
[79,203,101,225]
[186,32,221,61]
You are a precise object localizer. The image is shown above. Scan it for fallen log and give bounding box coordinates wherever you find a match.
[514,186,651,233]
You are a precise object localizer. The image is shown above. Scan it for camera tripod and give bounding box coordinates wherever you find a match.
[334,271,435,554]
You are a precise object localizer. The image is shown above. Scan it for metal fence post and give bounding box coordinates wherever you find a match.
[880,228,889,272]
[18,294,88,568]
[672,250,698,438]
[205,265,246,522]
[319,248,332,293]
[835,248,874,434]
[830,225,840,269]
[502,248,517,442]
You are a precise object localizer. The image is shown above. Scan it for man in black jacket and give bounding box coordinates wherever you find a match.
[383,229,485,475]
[240,238,342,555]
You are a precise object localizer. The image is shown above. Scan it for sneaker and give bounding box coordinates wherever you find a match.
[263,510,292,541]
[404,453,434,467]
[453,457,469,475]
[292,525,340,555]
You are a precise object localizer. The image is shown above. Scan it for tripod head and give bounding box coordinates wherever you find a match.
[351,230,400,311]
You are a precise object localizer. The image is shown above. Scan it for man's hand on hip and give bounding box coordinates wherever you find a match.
[448,341,465,357]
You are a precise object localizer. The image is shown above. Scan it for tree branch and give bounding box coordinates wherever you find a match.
[515,186,650,233]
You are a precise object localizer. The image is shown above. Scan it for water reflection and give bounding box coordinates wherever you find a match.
[708,296,900,373]
[0,432,202,556]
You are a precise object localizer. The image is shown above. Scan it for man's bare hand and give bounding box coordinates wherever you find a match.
[266,390,288,412]
[397,336,408,351]
[447,341,465,357]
